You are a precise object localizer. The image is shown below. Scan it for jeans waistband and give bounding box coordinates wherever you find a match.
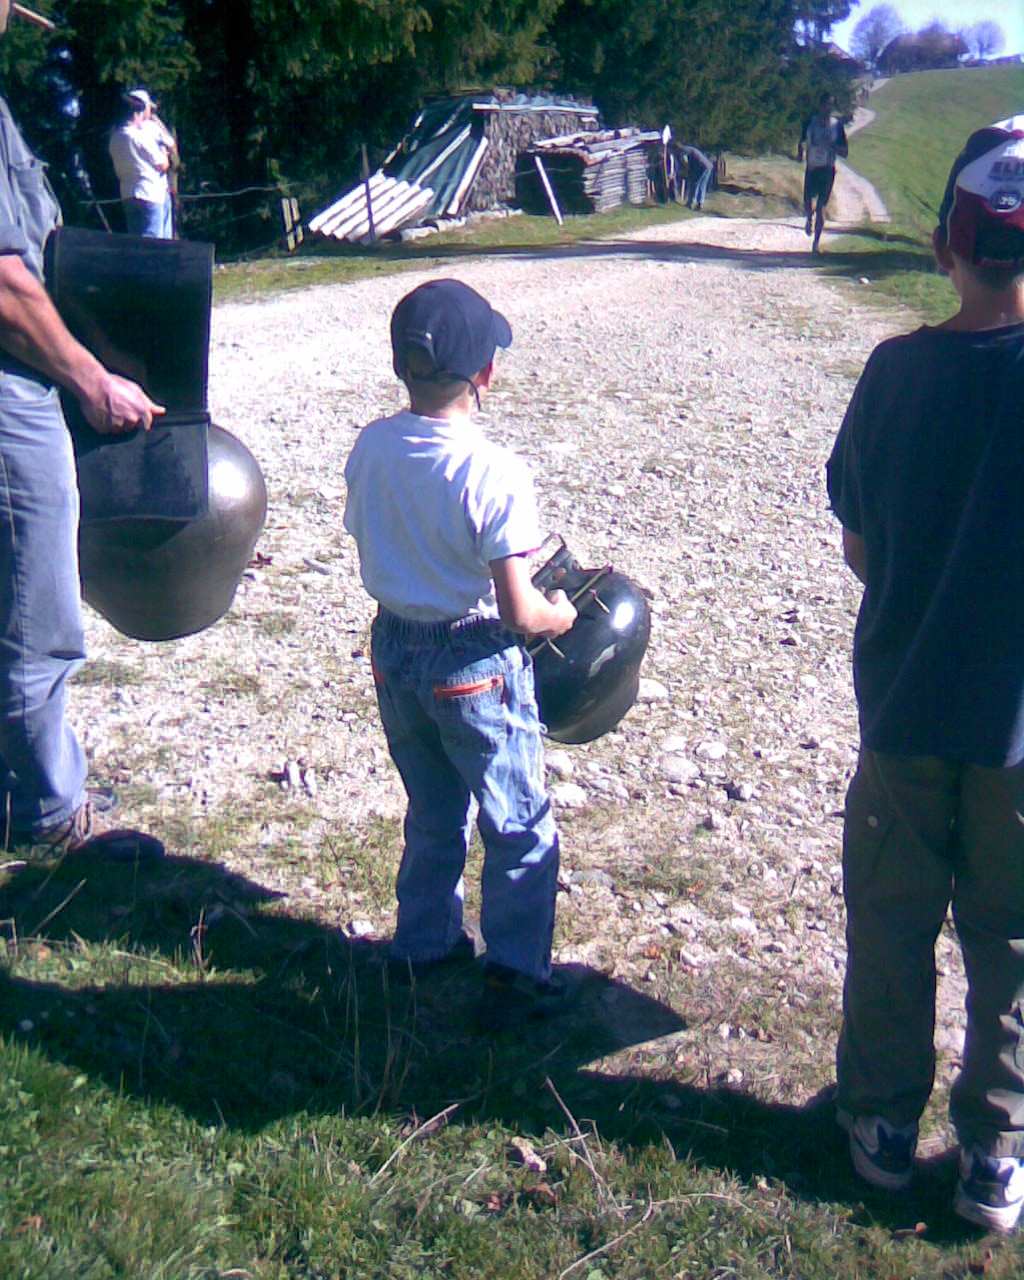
[0,359,54,389]
[375,608,507,645]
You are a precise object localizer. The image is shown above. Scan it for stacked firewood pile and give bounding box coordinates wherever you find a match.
[516,129,663,217]
[307,96,670,245]
[463,101,601,211]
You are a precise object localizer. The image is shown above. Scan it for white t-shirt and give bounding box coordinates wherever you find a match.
[109,121,168,204]
[344,409,543,622]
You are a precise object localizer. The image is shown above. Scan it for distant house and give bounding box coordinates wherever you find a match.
[878,30,967,74]
[825,42,863,77]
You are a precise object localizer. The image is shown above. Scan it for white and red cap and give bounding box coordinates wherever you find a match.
[937,121,1024,265]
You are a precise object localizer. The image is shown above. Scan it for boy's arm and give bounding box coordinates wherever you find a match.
[842,527,867,584]
[491,553,577,637]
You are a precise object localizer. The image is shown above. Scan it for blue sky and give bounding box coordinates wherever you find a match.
[830,0,1024,57]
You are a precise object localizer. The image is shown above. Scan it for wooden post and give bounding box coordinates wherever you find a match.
[533,155,563,227]
[361,144,376,247]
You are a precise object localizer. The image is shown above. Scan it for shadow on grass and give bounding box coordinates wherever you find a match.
[0,850,972,1244]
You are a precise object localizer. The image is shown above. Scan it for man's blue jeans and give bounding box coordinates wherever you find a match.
[687,165,712,209]
[371,610,559,981]
[0,373,87,837]
[123,197,171,239]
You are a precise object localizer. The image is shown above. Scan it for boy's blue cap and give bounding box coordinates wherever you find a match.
[391,279,512,383]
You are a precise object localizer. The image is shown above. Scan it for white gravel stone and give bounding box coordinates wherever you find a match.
[637,678,670,703]
[549,782,588,809]
[544,749,575,780]
[661,755,700,784]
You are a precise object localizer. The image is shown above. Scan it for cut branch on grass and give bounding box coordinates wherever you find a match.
[30,878,86,937]
[558,1198,658,1280]
[545,1075,625,1219]
[369,1102,460,1185]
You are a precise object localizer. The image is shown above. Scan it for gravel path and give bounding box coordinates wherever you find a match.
[74,193,964,1137]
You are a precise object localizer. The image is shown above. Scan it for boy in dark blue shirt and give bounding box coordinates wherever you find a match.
[827,119,1024,1231]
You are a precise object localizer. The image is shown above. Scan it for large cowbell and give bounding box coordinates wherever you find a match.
[45,227,266,641]
[530,539,651,744]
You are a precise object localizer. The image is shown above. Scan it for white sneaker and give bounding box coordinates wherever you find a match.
[836,1110,917,1191]
[955,1147,1024,1233]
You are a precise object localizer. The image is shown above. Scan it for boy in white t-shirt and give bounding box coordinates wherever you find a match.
[344,279,577,1029]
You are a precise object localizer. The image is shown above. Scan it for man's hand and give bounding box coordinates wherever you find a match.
[81,372,165,434]
[842,527,867,584]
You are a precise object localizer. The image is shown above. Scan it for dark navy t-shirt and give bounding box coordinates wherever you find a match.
[827,322,1024,766]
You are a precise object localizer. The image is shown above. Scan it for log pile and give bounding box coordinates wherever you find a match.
[464,101,601,212]
[517,129,663,217]
[309,94,670,245]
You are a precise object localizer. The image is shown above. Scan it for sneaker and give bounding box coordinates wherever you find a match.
[837,1110,917,1191]
[955,1147,1024,1233]
[30,792,163,863]
[386,928,479,986]
[474,962,568,1032]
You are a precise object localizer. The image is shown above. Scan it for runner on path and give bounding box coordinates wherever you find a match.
[798,92,849,253]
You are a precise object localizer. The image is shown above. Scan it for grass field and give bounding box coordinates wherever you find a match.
[831,62,1024,318]
[2,851,1018,1279]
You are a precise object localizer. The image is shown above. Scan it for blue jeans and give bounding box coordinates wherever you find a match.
[686,164,712,209]
[123,197,171,239]
[0,374,87,837]
[371,610,559,981]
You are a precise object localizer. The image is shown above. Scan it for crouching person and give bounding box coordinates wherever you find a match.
[343,279,577,1031]
[826,121,1024,1230]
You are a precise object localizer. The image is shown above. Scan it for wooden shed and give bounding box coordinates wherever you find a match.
[517,128,664,218]
[309,91,600,244]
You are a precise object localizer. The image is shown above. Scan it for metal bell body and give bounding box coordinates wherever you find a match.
[531,551,651,744]
[78,424,267,641]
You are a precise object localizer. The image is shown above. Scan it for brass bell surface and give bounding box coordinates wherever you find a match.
[78,424,267,642]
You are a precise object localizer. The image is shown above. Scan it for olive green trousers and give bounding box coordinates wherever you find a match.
[837,748,1024,1158]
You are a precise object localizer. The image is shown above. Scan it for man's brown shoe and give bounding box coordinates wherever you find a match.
[31,793,163,863]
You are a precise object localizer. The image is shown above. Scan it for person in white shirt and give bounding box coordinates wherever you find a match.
[344,278,577,1030]
[108,88,175,238]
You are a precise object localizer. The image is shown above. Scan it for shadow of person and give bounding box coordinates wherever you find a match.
[0,850,683,1129]
[0,850,970,1241]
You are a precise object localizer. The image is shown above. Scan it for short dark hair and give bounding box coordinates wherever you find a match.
[403,346,474,414]
[961,224,1024,290]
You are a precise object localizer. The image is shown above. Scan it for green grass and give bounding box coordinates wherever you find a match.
[849,65,1024,245]
[827,63,1024,321]
[2,845,1020,1280]
[213,202,697,304]
[2,822,1022,1276]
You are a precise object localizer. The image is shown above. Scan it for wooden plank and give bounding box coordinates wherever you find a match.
[447,136,489,215]
[533,154,563,226]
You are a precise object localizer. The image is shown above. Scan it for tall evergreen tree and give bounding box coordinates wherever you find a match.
[547,0,838,151]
